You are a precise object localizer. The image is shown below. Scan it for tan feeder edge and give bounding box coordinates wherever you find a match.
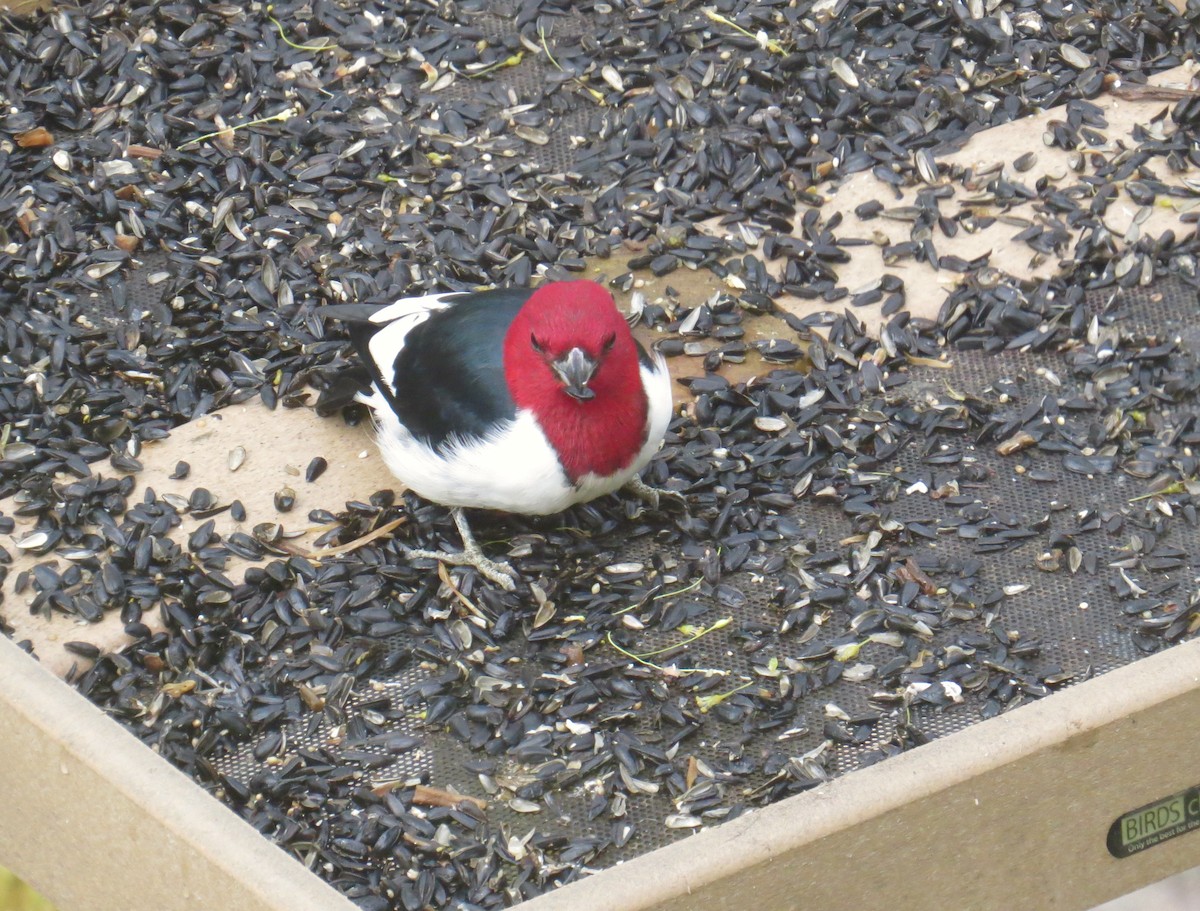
[2,632,1199,911]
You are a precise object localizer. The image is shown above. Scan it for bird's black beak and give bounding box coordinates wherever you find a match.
[552,347,597,401]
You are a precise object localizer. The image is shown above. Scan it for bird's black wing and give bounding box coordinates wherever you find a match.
[322,289,533,450]
[391,289,533,448]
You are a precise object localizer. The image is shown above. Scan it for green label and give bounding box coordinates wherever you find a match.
[1108,787,1200,858]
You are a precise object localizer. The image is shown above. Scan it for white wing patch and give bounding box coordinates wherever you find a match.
[640,348,674,465]
[364,292,464,395]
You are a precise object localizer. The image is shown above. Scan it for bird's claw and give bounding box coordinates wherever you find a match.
[404,545,518,591]
[624,476,687,512]
[472,556,519,592]
[403,508,521,591]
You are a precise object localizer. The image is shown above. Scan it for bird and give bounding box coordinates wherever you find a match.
[320,280,675,590]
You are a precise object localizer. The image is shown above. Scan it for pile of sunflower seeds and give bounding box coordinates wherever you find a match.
[58,273,1200,911]
[4,0,1200,908]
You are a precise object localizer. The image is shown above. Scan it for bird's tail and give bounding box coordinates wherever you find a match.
[315,364,375,416]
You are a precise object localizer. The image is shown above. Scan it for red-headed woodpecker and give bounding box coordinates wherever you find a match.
[322,280,674,589]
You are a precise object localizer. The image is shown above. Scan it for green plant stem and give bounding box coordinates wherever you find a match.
[177,109,293,150]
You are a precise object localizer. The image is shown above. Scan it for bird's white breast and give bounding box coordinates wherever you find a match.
[367,391,580,514]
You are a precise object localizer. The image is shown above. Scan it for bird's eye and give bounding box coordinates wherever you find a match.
[530,334,545,353]
[602,333,616,353]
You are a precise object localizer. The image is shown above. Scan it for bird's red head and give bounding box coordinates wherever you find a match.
[504,281,649,483]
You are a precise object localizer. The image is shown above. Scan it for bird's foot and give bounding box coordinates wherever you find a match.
[624,476,687,512]
[403,545,518,592]
[402,507,519,591]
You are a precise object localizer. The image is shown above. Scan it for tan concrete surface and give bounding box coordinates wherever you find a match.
[2,400,385,676]
[706,63,1200,335]
[0,0,47,13]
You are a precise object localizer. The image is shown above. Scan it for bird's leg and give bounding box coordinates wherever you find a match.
[623,475,687,511]
[403,507,518,591]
